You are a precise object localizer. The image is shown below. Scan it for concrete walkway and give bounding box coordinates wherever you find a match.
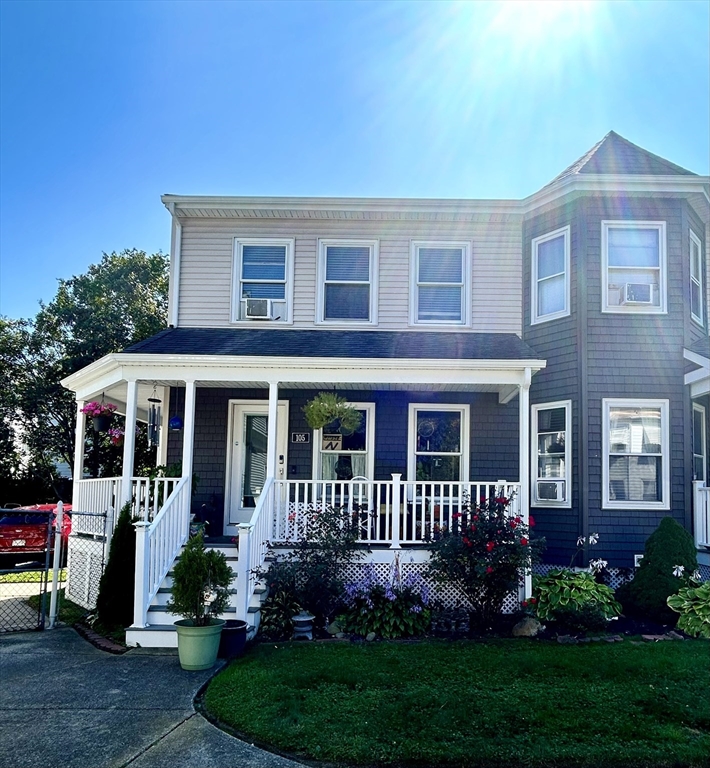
[0,627,303,768]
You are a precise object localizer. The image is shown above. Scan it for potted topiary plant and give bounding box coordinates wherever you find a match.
[167,532,233,670]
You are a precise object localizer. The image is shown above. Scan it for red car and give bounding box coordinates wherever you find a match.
[0,504,72,566]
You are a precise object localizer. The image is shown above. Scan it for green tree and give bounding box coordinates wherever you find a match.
[15,250,169,491]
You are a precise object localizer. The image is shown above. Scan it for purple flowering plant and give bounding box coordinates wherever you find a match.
[339,560,431,639]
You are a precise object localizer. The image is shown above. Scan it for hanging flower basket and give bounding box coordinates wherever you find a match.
[81,401,117,433]
[302,392,362,434]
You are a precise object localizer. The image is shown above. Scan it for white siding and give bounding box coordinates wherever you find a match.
[176,216,523,334]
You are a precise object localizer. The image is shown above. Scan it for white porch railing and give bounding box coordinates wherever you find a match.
[694,481,710,548]
[235,476,275,623]
[133,475,191,627]
[73,477,180,523]
[273,477,522,547]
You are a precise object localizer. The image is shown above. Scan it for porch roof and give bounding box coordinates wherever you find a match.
[62,329,546,406]
[124,327,541,361]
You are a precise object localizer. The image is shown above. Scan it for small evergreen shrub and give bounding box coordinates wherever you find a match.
[96,503,137,629]
[533,569,621,633]
[667,579,710,639]
[616,517,698,624]
[339,563,431,639]
[167,533,232,626]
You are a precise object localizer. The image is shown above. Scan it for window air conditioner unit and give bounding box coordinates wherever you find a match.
[537,480,564,502]
[245,298,273,319]
[621,283,653,305]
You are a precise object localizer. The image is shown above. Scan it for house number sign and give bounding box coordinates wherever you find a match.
[291,432,310,444]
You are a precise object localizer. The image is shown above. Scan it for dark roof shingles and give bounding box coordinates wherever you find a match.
[125,328,541,361]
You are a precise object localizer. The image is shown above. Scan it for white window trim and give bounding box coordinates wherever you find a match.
[531,400,572,508]
[690,230,704,327]
[231,237,295,325]
[602,398,670,510]
[531,226,570,325]
[409,241,471,327]
[692,402,707,483]
[407,403,470,483]
[601,221,667,314]
[312,402,376,480]
[315,239,379,326]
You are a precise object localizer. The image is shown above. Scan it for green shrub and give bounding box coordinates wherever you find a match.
[339,563,431,639]
[260,501,365,630]
[426,495,543,625]
[533,568,621,632]
[667,580,710,638]
[616,517,698,624]
[96,503,137,629]
[167,532,232,626]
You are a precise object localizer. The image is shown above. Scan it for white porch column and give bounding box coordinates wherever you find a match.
[182,380,197,496]
[72,401,86,503]
[120,380,138,508]
[266,381,279,478]
[519,367,532,599]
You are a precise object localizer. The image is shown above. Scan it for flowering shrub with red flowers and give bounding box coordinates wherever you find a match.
[425,494,544,625]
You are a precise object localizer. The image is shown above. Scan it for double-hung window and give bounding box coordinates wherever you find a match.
[602,221,666,313]
[408,404,470,482]
[603,399,670,509]
[693,403,707,483]
[531,227,570,324]
[318,240,378,323]
[411,242,470,325]
[690,231,704,326]
[314,403,375,481]
[531,401,571,506]
[233,238,294,323]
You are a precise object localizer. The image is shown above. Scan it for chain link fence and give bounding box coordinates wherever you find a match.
[0,510,53,632]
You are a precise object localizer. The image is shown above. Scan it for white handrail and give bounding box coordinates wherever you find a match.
[133,475,191,628]
[236,476,275,623]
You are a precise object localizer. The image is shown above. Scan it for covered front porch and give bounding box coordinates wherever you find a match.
[61,329,545,640]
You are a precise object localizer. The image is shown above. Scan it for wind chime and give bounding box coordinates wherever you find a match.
[147,384,162,449]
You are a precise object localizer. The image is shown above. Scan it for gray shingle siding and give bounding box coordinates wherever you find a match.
[523,195,697,567]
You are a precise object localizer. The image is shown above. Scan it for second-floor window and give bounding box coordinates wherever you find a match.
[531,227,570,325]
[690,230,704,326]
[411,242,470,325]
[318,240,378,323]
[602,221,667,314]
[233,239,294,323]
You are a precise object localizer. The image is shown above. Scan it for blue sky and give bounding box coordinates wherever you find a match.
[1,0,708,321]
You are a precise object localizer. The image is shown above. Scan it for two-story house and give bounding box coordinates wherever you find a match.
[62,132,710,647]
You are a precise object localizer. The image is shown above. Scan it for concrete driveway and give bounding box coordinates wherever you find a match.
[0,627,303,768]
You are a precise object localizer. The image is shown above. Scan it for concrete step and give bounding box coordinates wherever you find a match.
[153,586,239,607]
[125,620,256,649]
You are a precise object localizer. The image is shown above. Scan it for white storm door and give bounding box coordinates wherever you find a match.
[226,401,287,528]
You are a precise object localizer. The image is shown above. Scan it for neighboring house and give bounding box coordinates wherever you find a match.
[62,132,710,647]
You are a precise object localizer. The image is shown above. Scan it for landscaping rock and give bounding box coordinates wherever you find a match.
[667,631,685,640]
[642,634,670,642]
[335,632,346,639]
[366,632,376,642]
[557,635,577,644]
[512,617,542,637]
[327,621,342,635]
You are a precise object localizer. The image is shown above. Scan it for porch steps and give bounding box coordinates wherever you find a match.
[125,540,269,649]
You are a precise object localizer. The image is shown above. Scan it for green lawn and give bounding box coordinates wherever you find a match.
[0,568,65,583]
[204,639,710,768]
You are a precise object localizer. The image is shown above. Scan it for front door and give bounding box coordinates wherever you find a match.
[226,401,288,532]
